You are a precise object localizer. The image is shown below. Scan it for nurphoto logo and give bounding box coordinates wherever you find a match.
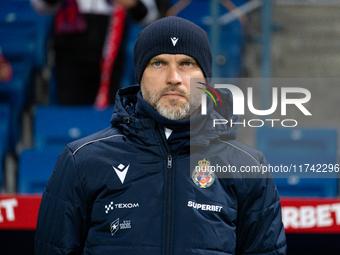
[196,81,312,128]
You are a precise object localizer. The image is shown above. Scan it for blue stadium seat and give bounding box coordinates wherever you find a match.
[34,105,114,150]
[0,104,11,188]
[120,20,143,89]
[0,0,54,148]
[257,127,339,197]
[0,0,54,68]
[17,148,60,193]
[0,60,33,149]
[18,105,114,193]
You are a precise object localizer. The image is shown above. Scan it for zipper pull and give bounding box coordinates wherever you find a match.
[167,155,172,169]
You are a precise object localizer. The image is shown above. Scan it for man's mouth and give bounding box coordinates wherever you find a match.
[161,90,187,100]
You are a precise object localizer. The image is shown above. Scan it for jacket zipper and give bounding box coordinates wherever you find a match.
[167,155,172,169]
[154,125,173,255]
[165,154,173,255]
[164,149,187,255]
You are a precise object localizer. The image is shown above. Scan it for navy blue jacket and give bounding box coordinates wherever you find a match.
[35,86,287,254]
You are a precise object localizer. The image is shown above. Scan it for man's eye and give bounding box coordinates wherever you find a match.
[153,62,162,67]
[183,62,193,66]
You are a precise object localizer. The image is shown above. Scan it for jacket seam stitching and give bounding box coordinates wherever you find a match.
[44,190,88,208]
[191,247,232,254]
[240,243,286,255]
[85,243,161,248]
[219,140,261,166]
[35,236,81,251]
[72,134,125,155]
[246,199,281,214]
[68,147,90,208]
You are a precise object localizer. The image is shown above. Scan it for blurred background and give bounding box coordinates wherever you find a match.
[0,0,340,254]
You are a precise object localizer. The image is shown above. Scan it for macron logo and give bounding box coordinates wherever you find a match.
[113,164,130,184]
[170,37,179,46]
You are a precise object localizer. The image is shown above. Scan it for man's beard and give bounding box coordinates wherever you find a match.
[141,85,202,120]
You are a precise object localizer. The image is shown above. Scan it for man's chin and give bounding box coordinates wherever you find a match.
[156,103,190,121]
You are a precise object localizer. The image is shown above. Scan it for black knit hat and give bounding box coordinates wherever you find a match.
[133,16,213,84]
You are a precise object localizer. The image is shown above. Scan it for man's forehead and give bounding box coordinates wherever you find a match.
[150,54,196,61]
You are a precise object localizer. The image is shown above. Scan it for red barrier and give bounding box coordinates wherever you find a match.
[281,198,340,234]
[0,195,41,230]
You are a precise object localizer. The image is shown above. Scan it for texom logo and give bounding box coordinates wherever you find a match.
[198,83,312,128]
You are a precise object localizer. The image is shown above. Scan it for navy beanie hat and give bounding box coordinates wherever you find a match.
[133,16,213,84]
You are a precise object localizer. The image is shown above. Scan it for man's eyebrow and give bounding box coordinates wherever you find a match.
[149,56,197,63]
[180,57,197,63]
[149,57,166,62]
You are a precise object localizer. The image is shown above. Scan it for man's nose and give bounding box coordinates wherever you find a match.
[166,66,182,86]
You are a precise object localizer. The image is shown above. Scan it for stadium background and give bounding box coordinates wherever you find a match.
[0,0,340,254]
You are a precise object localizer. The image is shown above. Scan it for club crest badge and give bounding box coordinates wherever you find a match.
[192,158,215,188]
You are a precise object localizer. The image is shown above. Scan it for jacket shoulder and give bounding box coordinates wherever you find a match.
[218,139,265,166]
[66,126,124,155]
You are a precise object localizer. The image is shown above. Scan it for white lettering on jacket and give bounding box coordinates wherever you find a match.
[115,203,139,209]
[188,201,222,212]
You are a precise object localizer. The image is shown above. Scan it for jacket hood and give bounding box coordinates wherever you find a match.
[110,85,238,146]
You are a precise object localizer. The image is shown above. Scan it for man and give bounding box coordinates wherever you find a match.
[30,0,159,104]
[35,16,287,254]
